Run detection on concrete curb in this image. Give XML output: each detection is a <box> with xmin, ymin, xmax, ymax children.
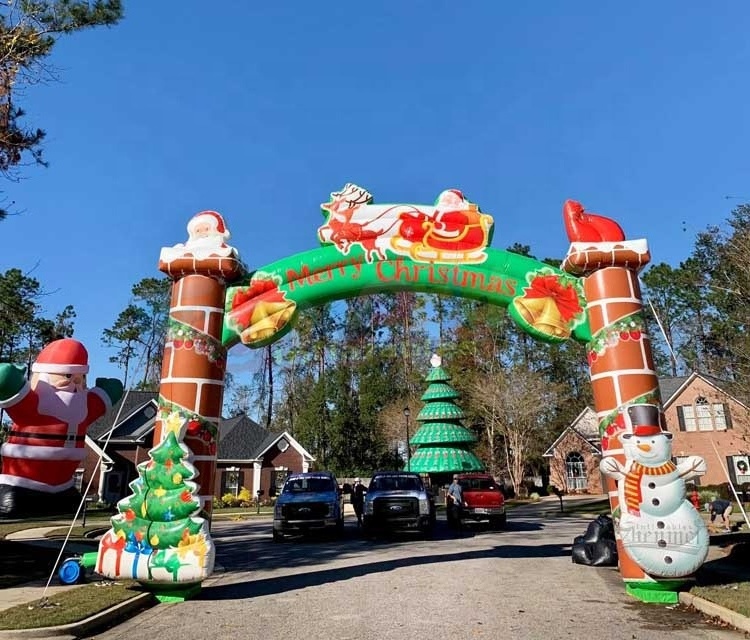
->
<box><xmin>0</xmin><ymin>592</ymin><xmax>156</xmax><ymax>640</ymax></box>
<box><xmin>679</xmin><ymin>592</ymin><xmax>750</xmax><ymax>634</ymax></box>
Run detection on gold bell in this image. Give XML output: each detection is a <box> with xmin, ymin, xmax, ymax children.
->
<box><xmin>242</xmin><ymin>300</ymin><xmax>297</xmax><ymax>344</ymax></box>
<box><xmin>513</xmin><ymin>296</ymin><xmax>570</xmax><ymax>338</ymax></box>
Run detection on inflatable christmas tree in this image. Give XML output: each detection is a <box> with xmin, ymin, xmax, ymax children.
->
<box><xmin>95</xmin><ymin>412</ymin><xmax>215</xmax><ymax>598</ymax></box>
<box><xmin>408</xmin><ymin>355</ymin><xmax>484</xmax><ymax>474</ymax></box>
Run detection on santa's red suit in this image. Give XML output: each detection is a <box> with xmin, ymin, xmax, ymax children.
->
<box><xmin>0</xmin><ymin>339</ymin><xmax>120</xmax><ymax>494</ymax></box>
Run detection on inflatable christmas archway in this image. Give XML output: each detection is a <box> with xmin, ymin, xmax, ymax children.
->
<box><xmin>93</xmin><ymin>186</ymin><xmax>708</xmax><ymax>604</ymax></box>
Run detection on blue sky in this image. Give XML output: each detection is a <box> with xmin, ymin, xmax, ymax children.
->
<box><xmin>2</xmin><ymin>1</ymin><xmax>750</xmax><ymax>385</ymax></box>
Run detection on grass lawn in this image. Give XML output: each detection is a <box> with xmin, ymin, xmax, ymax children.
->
<box><xmin>689</xmin><ymin>582</ymin><xmax>750</xmax><ymax>618</ymax></box>
<box><xmin>689</xmin><ymin>542</ymin><xmax>750</xmax><ymax>619</ymax></box>
<box><xmin>0</xmin><ymin>581</ymin><xmax>152</xmax><ymax>630</ymax></box>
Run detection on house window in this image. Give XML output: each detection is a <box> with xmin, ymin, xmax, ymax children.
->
<box><xmin>677</xmin><ymin>400</ymin><xmax>730</xmax><ymax>432</ymax></box>
<box><xmin>225</xmin><ymin>467</ymin><xmax>240</xmax><ymax>496</ymax></box>
<box><xmin>565</xmin><ymin>452</ymin><xmax>587</xmax><ymax>491</ymax></box>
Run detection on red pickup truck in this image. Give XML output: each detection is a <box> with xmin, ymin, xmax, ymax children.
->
<box><xmin>449</xmin><ymin>473</ymin><xmax>506</xmax><ymax>529</ymax></box>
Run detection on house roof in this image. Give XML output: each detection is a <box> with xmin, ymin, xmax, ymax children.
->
<box><xmin>660</xmin><ymin>372</ymin><xmax>750</xmax><ymax>411</ymax></box>
<box><xmin>658</xmin><ymin>376</ymin><xmax>691</xmax><ymax>403</ymax></box>
<box><xmin>254</xmin><ymin>430</ymin><xmax>315</xmax><ymax>462</ymax></box>
<box><xmin>217</xmin><ymin>414</ymin><xmax>277</xmax><ymax>459</ymax></box>
<box><xmin>86</xmin><ymin>389</ymin><xmax>308</xmax><ymax>461</ymax></box>
<box><xmin>543</xmin><ymin>409</ymin><xmax>602</xmax><ymax>457</ymax></box>
<box><xmin>570</xmin><ymin>407</ymin><xmax>599</xmax><ymax>439</ymax></box>
<box><xmin>88</xmin><ymin>390</ymin><xmax>159</xmax><ymax>440</ymax></box>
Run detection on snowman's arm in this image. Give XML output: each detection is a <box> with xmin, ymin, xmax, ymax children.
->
<box><xmin>677</xmin><ymin>455</ymin><xmax>707</xmax><ymax>480</ymax></box>
<box><xmin>600</xmin><ymin>457</ymin><xmax>625</xmax><ymax>481</ymax></box>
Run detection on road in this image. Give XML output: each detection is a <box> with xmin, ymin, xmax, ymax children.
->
<box><xmin>84</xmin><ymin>505</ymin><xmax>742</xmax><ymax>640</ymax></box>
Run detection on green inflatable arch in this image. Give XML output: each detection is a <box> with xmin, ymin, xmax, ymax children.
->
<box><xmin>223</xmin><ymin>184</ymin><xmax>590</xmax><ymax>349</ymax></box>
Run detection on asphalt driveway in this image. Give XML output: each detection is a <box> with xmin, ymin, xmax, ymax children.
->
<box><xmin>80</xmin><ymin>505</ymin><xmax>741</xmax><ymax>640</ymax></box>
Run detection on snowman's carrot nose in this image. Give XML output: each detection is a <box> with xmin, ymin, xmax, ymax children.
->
<box><xmin>637</xmin><ymin>443</ymin><xmax>652</xmax><ymax>452</ymax></box>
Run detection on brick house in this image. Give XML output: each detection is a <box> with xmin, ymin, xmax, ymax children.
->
<box><xmin>544</xmin><ymin>407</ymin><xmax>605</xmax><ymax>494</ymax></box>
<box><xmin>80</xmin><ymin>391</ymin><xmax>314</xmax><ymax>505</ymax></box>
<box><xmin>544</xmin><ymin>373</ymin><xmax>750</xmax><ymax>494</ymax></box>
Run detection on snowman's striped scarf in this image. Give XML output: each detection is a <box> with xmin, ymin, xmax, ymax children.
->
<box><xmin>623</xmin><ymin>461</ymin><xmax>677</xmax><ymax>516</ymax></box>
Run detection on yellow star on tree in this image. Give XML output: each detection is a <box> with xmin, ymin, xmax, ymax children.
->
<box><xmin>163</xmin><ymin>411</ymin><xmax>186</xmax><ymax>439</ymax></box>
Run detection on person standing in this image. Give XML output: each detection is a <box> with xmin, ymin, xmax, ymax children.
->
<box><xmin>447</xmin><ymin>474</ymin><xmax>464</xmax><ymax>529</ymax></box>
<box><xmin>351</xmin><ymin>477</ymin><xmax>366</xmax><ymax>527</ymax></box>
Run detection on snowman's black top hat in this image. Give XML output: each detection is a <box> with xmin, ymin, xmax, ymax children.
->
<box><xmin>626</xmin><ymin>404</ymin><xmax>665</xmax><ymax>437</ymax></box>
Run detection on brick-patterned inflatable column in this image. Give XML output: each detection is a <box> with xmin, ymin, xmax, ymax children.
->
<box><xmin>564</xmin><ymin>241</ymin><xmax>661</xmax><ymax>589</ymax></box>
<box><xmin>157</xmin><ymin>213</ymin><xmax>245</xmax><ymax>519</ymax></box>
<box><xmin>93</xmin><ymin>212</ymin><xmax>243</xmax><ymax>595</ymax></box>
<box><xmin>565</xmin><ymin>236</ymin><xmax>709</xmax><ymax>603</ymax></box>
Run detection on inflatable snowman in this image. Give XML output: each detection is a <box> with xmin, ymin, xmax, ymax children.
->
<box><xmin>600</xmin><ymin>404</ymin><xmax>709</xmax><ymax>578</ymax></box>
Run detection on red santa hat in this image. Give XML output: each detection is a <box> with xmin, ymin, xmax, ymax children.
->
<box><xmin>436</xmin><ymin>189</ymin><xmax>466</xmax><ymax>209</ymax></box>
<box><xmin>187</xmin><ymin>211</ymin><xmax>229</xmax><ymax>238</ymax></box>
<box><xmin>32</xmin><ymin>338</ymin><xmax>89</xmax><ymax>375</ymax></box>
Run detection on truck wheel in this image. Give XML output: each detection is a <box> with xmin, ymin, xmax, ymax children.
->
<box><xmin>272</xmin><ymin>529</ymin><xmax>284</xmax><ymax>543</ymax></box>
<box><xmin>335</xmin><ymin>516</ymin><xmax>345</xmax><ymax>537</ymax></box>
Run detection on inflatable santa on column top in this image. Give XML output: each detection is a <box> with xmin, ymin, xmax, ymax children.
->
<box><xmin>0</xmin><ymin>338</ymin><xmax>123</xmax><ymax>517</ymax></box>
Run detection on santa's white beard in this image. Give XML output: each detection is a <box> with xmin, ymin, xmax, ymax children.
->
<box><xmin>35</xmin><ymin>379</ymin><xmax>88</xmax><ymax>426</ymax></box>
<box><xmin>187</xmin><ymin>234</ymin><xmax>225</xmax><ymax>249</ymax></box>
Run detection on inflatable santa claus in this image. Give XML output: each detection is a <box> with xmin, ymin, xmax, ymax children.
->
<box><xmin>0</xmin><ymin>338</ymin><xmax>123</xmax><ymax>517</ymax></box>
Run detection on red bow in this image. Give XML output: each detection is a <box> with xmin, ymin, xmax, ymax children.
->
<box><xmin>524</xmin><ymin>275</ymin><xmax>582</xmax><ymax>322</ymax></box>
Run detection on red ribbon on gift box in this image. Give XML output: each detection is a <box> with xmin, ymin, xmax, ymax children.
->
<box><xmin>97</xmin><ymin>531</ymin><xmax>126</xmax><ymax>575</ymax></box>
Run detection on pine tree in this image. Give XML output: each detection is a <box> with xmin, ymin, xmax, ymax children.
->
<box><xmin>409</xmin><ymin>354</ymin><xmax>483</xmax><ymax>476</ymax></box>
<box><xmin>0</xmin><ymin>1</ymin><xmax>123</xmax><ymax>217</ymax></box>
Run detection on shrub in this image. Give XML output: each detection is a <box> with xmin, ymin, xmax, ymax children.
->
<box><xmin>529</xmin><ymin>492</ymin><xmax>541</xmax><ymax>502</ymax></box>
<box><xmin>697</xmin><ymin>484</ymin><xmax>735</xmax><ymax>501</ymax></box>
<box><xmin>698</xmin><ymin>489</ymin><xmax>719</xmax><ymax>506</ymax></box>
<box><xmin>237</xmin><ymin>487</ymin><xmax>253</xmax><ymax>503</ymax></box>
<box><xmin>221</xmin><ymin>492</ymin><xmax>241</xmax><ymax>508</ymax></box>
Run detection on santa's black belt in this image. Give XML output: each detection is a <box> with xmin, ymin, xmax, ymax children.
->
<box><xmin>8</xmin><ymin>430</ymin><xmax>84</xmax><ymax>442</ymax></box>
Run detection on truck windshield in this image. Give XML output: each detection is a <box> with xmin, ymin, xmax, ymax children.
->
<box><xmin>283</xmin><ymin>478</ymin><xmax>335</xmax><ymax>493</ymax></box>
<box><xmin>369</xmin><ymin>476</ymin><xmax>423</xmax><ymax>492</ymax></box>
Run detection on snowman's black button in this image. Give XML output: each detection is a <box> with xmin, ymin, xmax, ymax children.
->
<box><xmin>648</xmin><ymin>482</ymin><xmax>656</xmax><ymax>489</ymax></box>
<box><xmin>652</xmin><ymin>498</ymin><xmax>660</xmax><ymax>506</ymax></box>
